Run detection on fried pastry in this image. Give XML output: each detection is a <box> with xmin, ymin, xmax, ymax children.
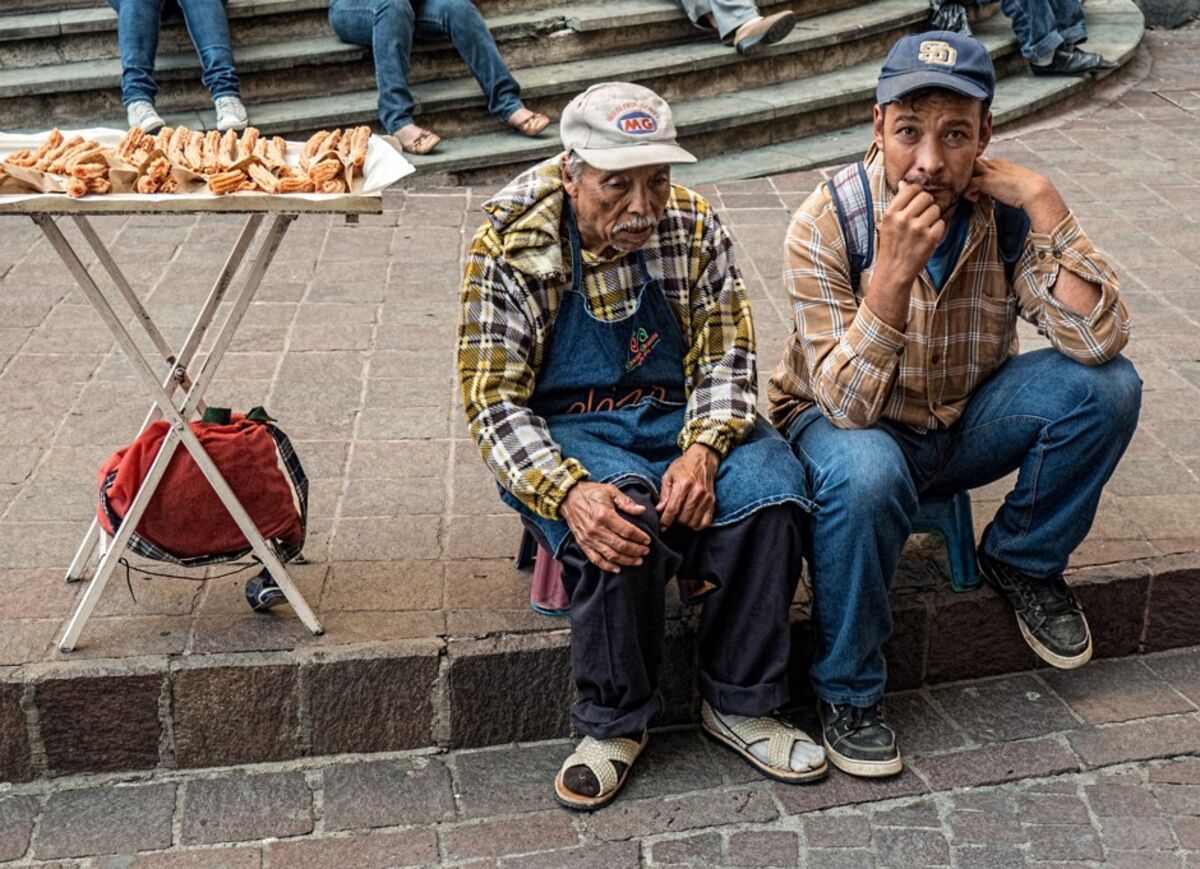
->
<box><xmin>69</xmin><ymin>162</ymin><xmax>108</xmax><ymax>181</ymax></box>
<box><xmin>35</xmin><ymin>135</ymin><xmax>82</xmax><ymax>172</ymax></box>
<box><xmin>86</xmin><ymin>177</ymin><xmax>111</xmax><ymax>195</ymax></box>
<box><xmin>136</xmin><ymin>175</ymin><xmax>159</xmax><ymax>194</ymax></box>
<box><xmin>207</xmin><ymin>169</ymin><xmax>246</xmax><ymax>195</ymax></box>
<box><xmin>65</xmin><ymin>177</ymin><xmax>88</xmax><ymax>198</ymax></box>
<box><xmin>307</xmin><ymin>158</ymin><xmax>341</xmax><ymax>185</ymax></box>
<box><xmin>246</xmin><ymin>162</ymin><xmax>279</xmax><ymax>193</ymax></box>
<box><xmin>348</xmin><ymin>125</ymin><xmax>370</xmax><ymax>168</ymax></box>
<box><xmin>319</xmin><ymin>179</ymin><xmax>347</xmax><ymax>194</ymax></box>
<box><xmin>202</xmin><ymin>130</ymin><xmax>221</xmax><ymax>174</ymax></box>
<box><xmin>184</xmin><ymin>130</ymin><xmax>204</xmax><ymax>172</ymax></box>
<box><xmin>239</xmin><ymin>127</ymin><xmax>260</xmax><ymax>162</ymax></box>
<box><xmin>167</xmin><ymin>126</ymin><xmax>189</xmax><ymax>167</ymax></box>
<box><xmin>218</xmin><ymin>129</ymin><xmax>238</xmax><ymax>169</ymax></box>
<box><xmin>4</xmin><ymin>149</ymin><xmax>34</xmax><ymax>168</ymax></box>
<box><xmin>277</xmin><ymin>176</ymin><xmax>315</xmax><ymax>193</ymax></box>
<box><xmin>147</xmin><ymin>156</ymin><xmax>171</xmax><ymax>182</ymax></box>
<box><xmin>30</xmin><ymin>129</ymin><xmax>63</xmax><ymax>164</ymax></box>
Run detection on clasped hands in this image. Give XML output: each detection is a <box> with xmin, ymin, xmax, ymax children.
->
<box><xmin>559</xmin><ymin>443</ymin><xmax>719</xmax><ymax>572</ymax></box>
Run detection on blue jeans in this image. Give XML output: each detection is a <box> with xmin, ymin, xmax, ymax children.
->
<box><xmin>999</xmin><ymin>0</ymin><xmax>1088</xmax><ymax>62</ymax></box>
<box><xmin>328</xmin><ymin>0</ymin><xmax>523</xmax><ymax>133</ymax></box>
<box><xmin>106</xmin><ymin>0</ymin><xmax>241</xmax><ymax>106</ymax></box>
<box><xmin>787</xmin><ymin>350</ymin><xmax>1142</xmax><ymax>707</ymax></box>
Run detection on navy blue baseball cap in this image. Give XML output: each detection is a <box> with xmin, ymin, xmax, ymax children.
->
<box><xmin>876</xmin><ymin>30</ymin><xmax>995</xmax><ymax>107</ymax></box>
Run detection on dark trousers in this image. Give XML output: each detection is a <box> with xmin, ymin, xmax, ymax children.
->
<box><xmin>555</xmin><ymin>483</ymin><xmax>805</xmax><ymax>740</ymax></box>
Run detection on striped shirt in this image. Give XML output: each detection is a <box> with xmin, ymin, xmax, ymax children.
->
<box><xmin>768</xmin><ymin>150</ymin><xmax>1130</xmax><ymax>433</ymax></box>
<box><xmin>458</xmin><ymin>157</ymin><xmax>757</xmax><ymax>520</ymax></box>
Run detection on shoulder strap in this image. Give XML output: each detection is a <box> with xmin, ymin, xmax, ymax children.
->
<box><xmin>826</xmin><ymin>161</ymin><xmax>874</xmax><ymax>294</ymax></box>
<box><xmin>993</xmin><ymin>200</ymin><xmax>1030</xmax><ymax>284</ymax></box>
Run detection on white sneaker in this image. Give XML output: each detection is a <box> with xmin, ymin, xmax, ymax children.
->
<box><xmin>126</xmin><ymin>100</ymin><xmax>165</xmax><ymax>133</ymax></box>
<box><xmin>214</xmin><ymin>95</ymin><xmax>248</xmax><ymax>132</ymax></box>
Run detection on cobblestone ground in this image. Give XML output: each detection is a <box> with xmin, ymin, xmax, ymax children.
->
<box><xmin>1</xmin><ymin>645</ymin><xmax>1200</xmax><ymax>866</ymax></box>
<box><xmin>0</xmin><ymin>32</ymin><xmax>1197</xmax><ymax>662</ymax></box>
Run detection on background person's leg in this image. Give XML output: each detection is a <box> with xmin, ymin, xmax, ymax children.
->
<box><xmin>929</xmin><ymin>349</ymin><xmax>1142</xmax><ymax>578</ymax></box>
<box><xmin>329</xmin><ymin>0</ymin><xmax>417</xmax><ymax>133</ymax></box>
<box><xmin>558</xmin><ymin>483</ymin><xmax>682</xmax><ymax>741</ymax></box>
<box><xmin>700</xmin><ymin>0</ymin><xmax>763</xmax><ymax>41</ymax></box>
<box><xmin>1050</xmin><ymin>0</ymin><xmax>1089</xmax><ymax>46</ymax></box>
<box><xmin>176</xmin><ymin>0</ymin><xmax>241</xmax><ymax>99</ymax></box>
<box><xmin>999</xmin><ymin>0</ymin><xmax>1066</xmax><ymax>62</ymax></box>
<box><xmin>108</xmin><ymin>0</ymin><xmax>167</xmax><ymax>106</ymax></box>
<box><xmin>415</xmin><ymin>0</ymin><xmax>523</xmax><ymax>123</ymax></box>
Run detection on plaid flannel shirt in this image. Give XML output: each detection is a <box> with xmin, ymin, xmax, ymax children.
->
<box><xmin>458</xmin><ymin>157</ymin><xmax>757</xmax><ymax>520</ymax></box>
<box><xmin>768</xmin><ymin>151</ymin><xmax>1130</xmax><ymax>433</ymax></box>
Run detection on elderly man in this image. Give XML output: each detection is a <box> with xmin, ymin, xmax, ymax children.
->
<box><xmin>458</xmin><ymin>82</ymin><xmax>825</xmax><ymax>809</ymax></box>
<box><xmin>769</xmin><ymin>32</ymin><xmax>1140</xmax><ymax>778</ymax></box>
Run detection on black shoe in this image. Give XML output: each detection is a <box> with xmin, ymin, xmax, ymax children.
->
<box><xmin>244</xmin><ymin>570</ymin><xmax>286</xmax><ymax>612</ymax></box>
<box><xmin>978</xmin><ymin>548</ymin><xmax>1092</xmax><ymax>669</ymax></box>
<box><xmin>817</xmin><ymin>700</ymin><xmax>903</xmax><ymax>778</ymax></box>
<box><xmin>1030</xmin><ymin>46</ymin><xmax>1117</xmax><ymax>76</ymax></box>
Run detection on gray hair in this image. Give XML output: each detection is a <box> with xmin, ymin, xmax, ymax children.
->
<box><xmin>564</xmin><ymin>150</ymin><xmax>588</xmax><ymax>181</ymax></box>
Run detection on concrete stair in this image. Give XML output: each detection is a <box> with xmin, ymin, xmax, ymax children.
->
<box><xmin>0</xmin><ymin>0</ymin><xmax>1145</xmax><ymax>185</ymax></box>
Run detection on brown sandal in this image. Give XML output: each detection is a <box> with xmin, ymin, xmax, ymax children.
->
<box><xmin>393</xmin><ymin>126</ymin><xmax>441</xmax><ymax>155</ymax></box>
<box><xmin>507</xmin><ymin>110</ymin><xmax>549</xmax><ymax>138</ymax></box>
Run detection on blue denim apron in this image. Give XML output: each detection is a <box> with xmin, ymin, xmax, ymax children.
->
<box><xmin>500</xmin><ymin>201</ymin><xmax>811</xmax><ymax>557</ymax></box>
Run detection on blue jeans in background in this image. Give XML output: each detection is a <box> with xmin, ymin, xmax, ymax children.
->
<box><xmin>787</xmin><ymin>349</ymin><xmax>1142</xmax><ymax>708</ymax></box>
<box><xmin>106</xmin><ymin>0</ymin><xmax>241</xmax><ymax>107</ymax></box>
<box><xmin>999</xmin><ymin>0</ymin><xmax>1088</xmax><ymax>62</ymax></box>
<box><xmin>328</xmin><ymin>0</ymin><xmax>523</xmax><ymax>134</ymax></box>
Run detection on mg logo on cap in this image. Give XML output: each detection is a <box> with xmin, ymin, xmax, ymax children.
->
<box><xmin>616</xmin><ymin>110</ymin><xmax>658</xmax><ymax>135</ymax></box>
<box><xmin>918</xmin><ymin>40</ymin><xmax>957</xmax><ymax>66</ymax></box>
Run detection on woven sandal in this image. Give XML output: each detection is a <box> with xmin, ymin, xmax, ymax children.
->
<box><xmin>553</xmin><ymin>732</ymin><xmax>648</xmax><ymax>811</ymax></box>
<box><xmin>701</xmin><ymin>700</ymin><xmax>828</xmax><ymax>784</ymax></box>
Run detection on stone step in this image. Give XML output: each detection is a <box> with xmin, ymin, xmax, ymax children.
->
<box><xmin>2</xmin><ymin>550</ymin><xmax>1195</xmax><ymax>784</ymax></box>
<box><xmin>0</xmin><ymin>0</ymin><xmax>876</xmax><ymax>128</ymax></box>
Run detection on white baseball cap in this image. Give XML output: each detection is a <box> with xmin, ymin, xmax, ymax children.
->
<box><xmin>559</xmin><ymin>82</ymin><xmax>696</xmax><ymax>171</ymax></box>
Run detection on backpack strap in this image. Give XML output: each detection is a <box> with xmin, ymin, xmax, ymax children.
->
<box><xmin>826</xmin><ymin>161</ymin><xmax>874</xmax><ymax>295</ymax></box>
<box><xmin>993</xmin><ymin>200</ymin><xmax>1030</xmax><ymax>285</ymax></box>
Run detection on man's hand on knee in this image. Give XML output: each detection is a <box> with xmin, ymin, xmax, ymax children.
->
<box><xmin>656</xmin><ymin>444</ymin><xmax>718</xmax><ymax>531</ymax></box>
<box><xmin>560</xmin><ymin>482</ymin><xmax>652</xmax><ymax>573</ymax></box>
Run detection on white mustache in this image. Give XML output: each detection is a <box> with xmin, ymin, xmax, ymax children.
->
<box><xmin>613</xmin><ymin>217</ymin><xmax>655</xmax><ymax>234</ymax></box>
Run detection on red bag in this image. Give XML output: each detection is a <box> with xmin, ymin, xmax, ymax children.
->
<box><xmin>97</xmin><ymin>407</ymin><xmax>307</xmax><ymax>565</ymax></box>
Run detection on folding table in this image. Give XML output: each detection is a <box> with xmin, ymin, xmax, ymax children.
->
<box><xmin>0</xmin><ymin>193</ymin><xmax>382</xmax><ymax>652</ymax></box>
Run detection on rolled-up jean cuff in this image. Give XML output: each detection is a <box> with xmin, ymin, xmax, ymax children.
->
<box><xmin>700</xmin><ymin>672</ymin><xmax>789</xmax><ymax>718</ymax></box>
<box><xmin>1027</xmin><ymin>30</ymin><xmax>1065</xmax><ymax>62</ymax></box>
<box><xmin>1060</xmin><ymin>23</ymin><xmax>1087</xmax><ymax>46</ymax></box>
<box><xmin>813</xmin><ymin>687</ymin><xmax>885</xmax><ymax>708</ymax></box>
<box><xmin>571</xmin><ymin>692</ymin><xmax>662</xmax><ymax>740</ymax></box>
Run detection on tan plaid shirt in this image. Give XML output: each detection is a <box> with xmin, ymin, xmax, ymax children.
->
<box><xmin>768</xmin><ymin>151</ymin><xmax>1130</xmax><ymax>433</ymax></box>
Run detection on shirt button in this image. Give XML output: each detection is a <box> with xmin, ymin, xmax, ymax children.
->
<box><xmin>931</xmin><ymin>353</ymin><xmax>941</xmax><ymax>365</ymax></box>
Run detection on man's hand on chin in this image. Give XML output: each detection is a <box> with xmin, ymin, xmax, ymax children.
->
<box><xmin>965</xmin><ymin>157</ymin><xmax>1069</xmax><ymax>233</ymax></box>
<box><xmin>560</xmin><ymin>481</ymin><xmax>651</xmax><ymax>573</ymax></box>
<box><xmin>656</xmin><ymin>444</ymin><xmax>720</xmax><ymax>531</ymax></box>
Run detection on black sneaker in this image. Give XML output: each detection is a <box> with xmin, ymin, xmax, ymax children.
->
<box><xmin>817</xmin><ymin>700</ymin><xmax>903</xmax><ymax>778</ymax></box>
<box><xmin>978</xmin><ymin>549</ymin><xmax>1092</xmax><ymax>669</ymax></box>
<box><xmin>244</xmin><ymin>571</ymin><xmax>286</xmax><ymax>612</ymax></box>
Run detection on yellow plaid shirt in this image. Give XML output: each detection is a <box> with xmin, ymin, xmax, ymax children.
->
<box><xmin>458</xmin><ymin>158</ymin><xmax>757</xmax><ymax>520</ymax></box>
<box><xmin>768</xmin><ymin>151</ymin><xmax>1130</xmax><ymax>433</ymax></box>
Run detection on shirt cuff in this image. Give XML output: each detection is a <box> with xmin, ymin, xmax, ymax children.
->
<box><xmin>534</xmin><ymin>458</ymin><xmax>589</xmax><ymax>521</ymax></box>
<box><xmin>846</xmin><ymin>299</ymin><xmax>906</xmax><ymax>363</ymax></box>
<box><xmin>679</xmin><ymin>421</ymin><xmax>740</xmax><ymax>459</ymax></box>
<box><xmin>1028</xmin><ymin>210</ymin><xmax>1114</xmax><ymax>325</ymax></box>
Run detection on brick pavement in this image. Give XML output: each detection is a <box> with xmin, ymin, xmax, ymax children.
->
<box><xmin>0</xmin><ymin>645</ymin><xmax>1199</xmax><ymax>866</ymax></box>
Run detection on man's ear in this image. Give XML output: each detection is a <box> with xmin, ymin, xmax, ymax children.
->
<box><xmin>976</xmin><ymin>110</ymin><xmax>994</xmax><ymax>156</ymax></box>
<box><xmin>872</xmin><ymin>103</ymin><xmax>886</xmax><ymax>151</ymax></box>
<box><xmin>560</xmin><ymin>153</ymin><xmax>578</xmax><ymax>199</ymax></box>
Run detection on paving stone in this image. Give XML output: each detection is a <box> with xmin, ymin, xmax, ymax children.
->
<box><xmin>1145</xmin><ymin>556</ymin><xmax>1200</xmax><ymax>651</ymax></box>
<box><xmin>1026</xmin><ymin>823</ymin><xmax>1104</xmax><ymax>862</ymax></box>
<box><xmin>1151</xmin><ymin>758</ymin><xmax>1200</xmax><ymax>785</ymax></box>
<box><xmin>266</xmin><ymin>830</ymin><xmax>438</xmax><ymax>869</ymax></box>
<box><xmin>308</xmin><ymin>651</ymin><xmax>438</xmax><ymax>755</ymax></box>
<box><xmin>802</xmin><ymin>813</ymin><xmax>871</xmax><ymax>847</ymax></box>
<box><xmin>953</xmin><ymin>845</ymin><xmax>1026</xmax><ymax>869</ymax></box>
<box><xmin>94</xmin><ymin>847</ymin><xmax>264</xmax><ymax>868</ymax></box>
<box><xmin>1097</xmin><ymin>815</ymin><xmax>1175</xmax><ymax>849</ymax></box>
<box><xmin>444</xmin><ymin>812</ymin><xmax>579</xmax><ymax>861</ymax></box>
<box><xmin>618</xmin><ymin>729</ymin><xmax>725</xmax><ymax>802</ymax></box>
<box><xmin>35</xmin><ymin>783</ymin><xmax>175</xmax><ymax>859</ymax></box>
<box><xmin>1085</xmin><ymin>782</ymin><xmax>1163</xmax><ymax>817</ymax></box>
<box><xmin>774</xmin><ymin>768</ymin><xmax>928</xmax><ymax>815</ymax></box>
<box><xmin>925</xmin><ymin>592</ymin><xmax>1039</xmax><ymax>683</ymax></box>
<box><xmin>0</xmin><ymin>795</ymin><xmax>37</xmax><ymax>862</ymax></box>
<box><xmin>873</xmin><ymin>827</ymin><xmax>950</xmax><ymax>867</ymax></box>
<box><xmin>928</xmin><ymin>674</ymin><xmax>1078</xmax><ymax>743</ymax></box>
<box><xmin>914</xmin><ymin>738</ymin><xmax>1079</xmax><ymax>791</ymax></box>
<box><xmin>1069</xmin><ymin>714</ymin><xmax>1200</xmax><ymax>769</ymax></box>
<box><xmin>1172</xmin><ymin>815</ymin><xmax>1200</xmax><ymax>849</ymax></box>
<box><xmin>805</xmin><ymin>849</ymin><xmax>876</xmax><ymax>869</ymax></box>
<box><xmin>947</xmin><ymin>804</ymin><xmax>1025</xmax><ymax>845</ymax></box>
<box><xmin>1152</xmin><ymin>783</ymin><xmax>1200</xmax><ymax>815</ymax></box>
<box><xmin>1146</xmin><ymin>649</ymin><xmax>1200</xmax><ymax>706</ymax></box>
<box><xmin>884</xmin><ymin>691</ymin><xmax>966</xmax><ymax>756</ymax></box>
<box><xmin>1106</xmin><ymin>852</ymin><xmax>1185</xmax><ymax>869</ymax></box>
<box><xmin>498</xmin><ymin>841</ymin><xmax>641</xmax><ymax>869</ymax></box>
<box><xmin>649</xmin><ymin>832</ymin><xmax>723</xmax><ymax>866</ymax></box>
<box><xmin>452</xmin><ymin>743</ymin><xmax>566</xmax><ymax>820</ymax></box>
<box><xmin>0</xmin><ymin>681</ymin><xmax>31</xmax><ymax>782</ymax></box>
<box><xmin>872</xmin><ymin>798</ymin><xmax>941</xmax><ymax>828</ymax></box>
<box><xmin>36</xmin><ymin>673</ymin><xmax>162</xmax><ymax>774</ymax></box>
<box><xmin>322</xmin><ymin>757</ymin><xmax>455</xmax><ymax>831</ymax></box>
<box><xmin>727</xmin><ymin>830</ymin><xmax>798</xmax><ymax>866</ymax></box>
<box><xmin>584</xmin><ymin>786</ymin><xmax>778</xmax><ymax>841</ymax></box>
<box><xmin>172</xmin><ymin>664</ymin><xmax>300</xmax><ymax>768</ymax></box>
<box><xmin>1043</xmin><ymin>658</ymin><xmax>1195</xmax><ymax>725</ymax></box>
<box><xmin>447</xmin><ymin>634</ymin><xmax>573</xmax><ymax>748</ymax></box>
<box><xmin>180</xmin><ymin>772</ymin><xmax>313</xmax><ymax>845</ymax></box>
<box><xmin>1016</xmin><ymin>791</ymin><xmax>1092</xmax><ymax>825</ymax></box>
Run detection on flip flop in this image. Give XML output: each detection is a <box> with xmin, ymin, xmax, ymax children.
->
<box><xmin>701</xmin><ymin>700</ymin><xmax>828</xmax><ymax>784</ymax></box>
<box><xmin>393</xmin><ymin>128</ymin><xmax>441</xmax><ymax>155</ymax></box>
<box><xmin>507</xmin><ymin>111</ymin><xmax>550</xmax><ymax>138</ymax></box>
<box><xmin>553</xmin><ymin>732</ymin><xmax>648</xmax><ymax>811</ymax></box>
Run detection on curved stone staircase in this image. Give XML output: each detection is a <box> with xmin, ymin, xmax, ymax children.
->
<box><xmin>1</xmin><ymin>0</ymin><xmax>1145</xmax><ymax>186</ymax></box>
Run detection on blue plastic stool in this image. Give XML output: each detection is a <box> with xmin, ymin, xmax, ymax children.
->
<box><xmin>912</xmin><ymin>491</ymin><xmax>980</xmax><ymax>592</ymax></box>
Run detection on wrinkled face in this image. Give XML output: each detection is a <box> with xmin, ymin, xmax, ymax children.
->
<box><xmin>561</xmin><ymin>157</ymin><xmax>671</xmax><ymax>255</ymax></box>
<box><xmin>872</xmin><ymin>90</ymin><xmax>993</xmax><ymax>214</ymax></box>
